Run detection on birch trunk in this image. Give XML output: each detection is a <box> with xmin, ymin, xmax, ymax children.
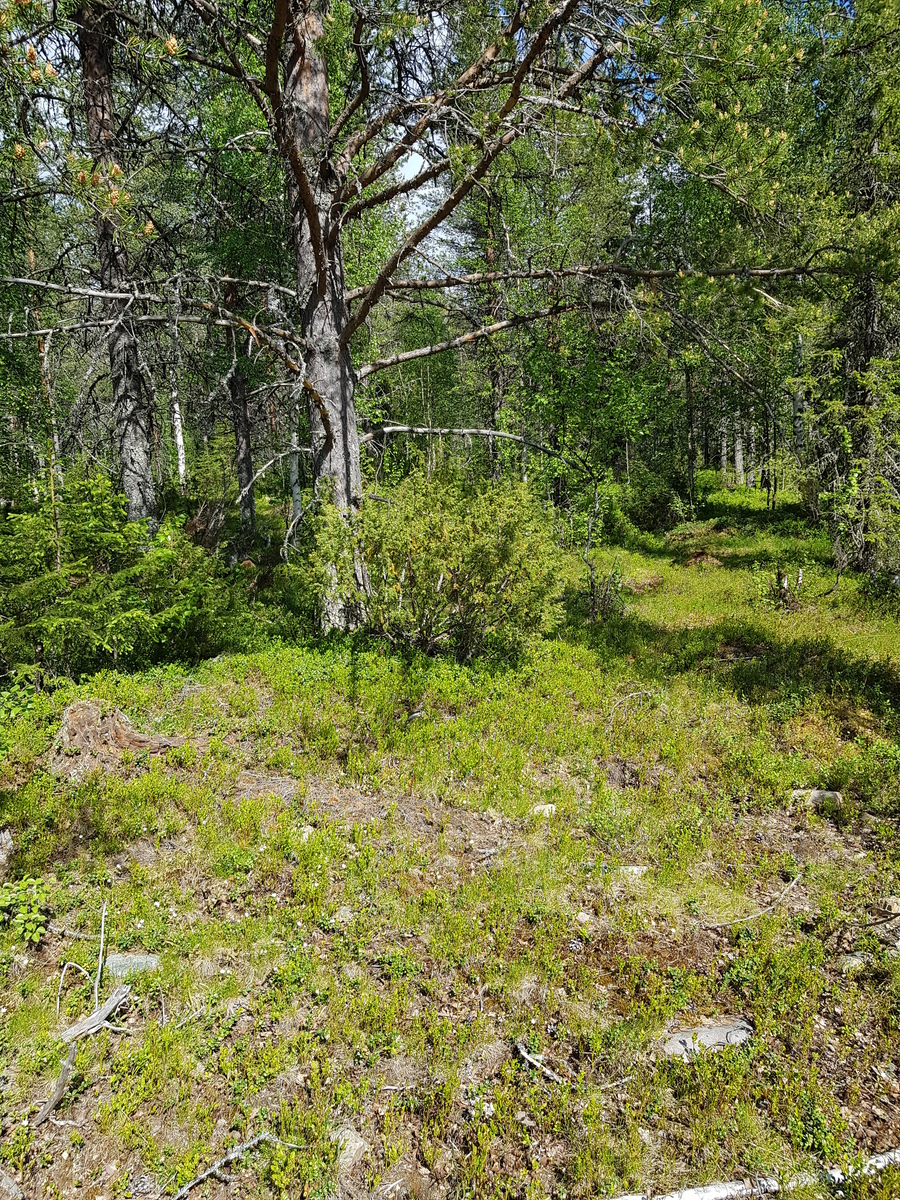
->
<box><xmin>734</xmin><ymin>421</ymin><xmax>744</xmax><ymax>485</ymax></box>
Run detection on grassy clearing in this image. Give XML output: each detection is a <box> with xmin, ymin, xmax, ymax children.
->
<box><xmin>1</xmin><ymin>487</ymin><xmax>899</xmax><ymax>1200</ymax></box>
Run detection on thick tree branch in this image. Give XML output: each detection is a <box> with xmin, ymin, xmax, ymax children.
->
<box><xmin>359</xmin><ymin>425</ymin><xmax>595</xmax><ymax>479</ymax></box>
<box><xmin>357</xmin><ymin>304</ymin><xmax>578</xmax><ymax>378</ymax></box>
<box><xmin>345</xmin><ymin>259</ymin><xmax>846</xmax><ymax>303</ymax></box>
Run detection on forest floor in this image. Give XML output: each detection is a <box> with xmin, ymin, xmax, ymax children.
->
<box><xmin>1</xmin><ymin>487</ymin><xmax>899</xmax><ymax>1200</ymax></box>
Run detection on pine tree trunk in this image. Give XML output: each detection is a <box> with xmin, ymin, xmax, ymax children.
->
<box><xmin>76</xmin><ymin>4</ymin><xmax>156</xmax><ymax>525</ymax></box>
<box><xmin>228</xmin><ymin>367</ymin><xmax>255</xmax><ymax>538</ymax></box>
<box><xmin>720</xmin><ymin>407</ymin><xmax>729</xmax><ymax>479</ymax></box>
<box><xmin>283</xmin><ymin>2</ymin><xmax>363</xmax><ymax>517</ymax></box>
<box><xmin>281</xmin><ymin>0</ymin><xmax>365</xmax><ymax>628</ymax></box>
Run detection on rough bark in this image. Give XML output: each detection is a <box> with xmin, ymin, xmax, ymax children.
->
<box><xmin>76</xmin><ymin>4</ymin><xmax>156</xmax><ymax>525</ymax></box>
<box><xmin>277</xmin><ymin>0</ymin><xmax>365</xmax><ymax>628</ymax></box>
<box><xmin>228</xmin><ymin>367</ymin><xmax>255</xmax><ymax>538</ymax></box>
<box><xmin>282</xmin><ymin>1</ymin><xmax>362</xmax><ymax>516</ymax></box>
<box><xmin>720</xmin><ymin>406</ymin><xmax>729</xmax><ymax>479</ymax></box>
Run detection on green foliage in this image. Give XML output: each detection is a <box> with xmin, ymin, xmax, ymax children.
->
<box><xmin>324</xmin><ymin>467</ymin><xmax>563</xmax><ymax>661</ymax></box>
<box><xmin>0</xmin><ymin>678</ymin><xmax>36</xmax><ymax>724</ymax></box>
<box><xmin>0</xmin><ymin>876</ymin><xmax>48</xmax><ymax>944</ymax></box>
<box><xmin>0</xmin><ymin>468</ymin><xmax>249</xmax><ymax>677</ymax></box>
<box><xmin>622</xmin><ymin>464</ymin><xmax>686</xmax><ymax>532</ymax></box>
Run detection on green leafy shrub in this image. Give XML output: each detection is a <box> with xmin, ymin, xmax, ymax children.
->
<box><xmin>0</xmin><ymin>678</ymin><xmax>36</xmax><ymax>724</ymax></box>
<box><xmin>322</xmin><ymin>467</ymin><xmax>562</xmax><ymax>660</ymax></box>
<box><xmin>0</xmin><ymin>876</ymin><xmax>48</xmax><ymax>944</ymax></box>
<box><xmin>622</xmin><ymin>463</ymin><xmax>685</xmax><ymax>531</ymax></box>
<box><xmin>0</xmin><ymin>468</ymin><xmax>249</xmax><ymax>677</ymax></box>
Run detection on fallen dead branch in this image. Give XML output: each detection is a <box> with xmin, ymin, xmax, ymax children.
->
<box><xmin>171</xmin><ymin>1133</ymin><xmax>305</xmax><ymax>1200</ymax></box>
<box><xmin>515</xmin><ymin>1041</ymin><xmax>568</xmax><ymax>1085</ymax></box>
<box><xmin>56</xmin><ymin>962</ymin><xmax>92</xmax><ymax>1017</ymax></box>
<box><xmin>61</xmin><ymin>984</ymin><xmax>130</xmax><ymax>1042</ymax></box>
<box><xmin>703</xmin><ymin>874</ymin><xmax>802</xmax><ymax>930</ymax></box>
<box><xmin>606</xmin><ymin>1145</ymin><xmax>900</xmax><ymax>1200</ymax></box>
<box><xmin>94</xmin><ymin>902</ymin><xmax>107</xmax><ymax>1007</ymax></box>
<box><xmin>33</xmin><ymin>1043</ymin><xmax>76</xmax><ymax>1127</ymax></box>
<box><xmin>48</xmin><ymin>922</ymin><xmax>99</xmax><ymax>941</ymax></box>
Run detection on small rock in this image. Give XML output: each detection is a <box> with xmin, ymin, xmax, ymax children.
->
<box><xmin>619</xmin><ymin>865</ymin><xmax>648</xmax><ymax>879</ymax></box>
<box><xmin>576</xmin><ymin>910</ymin><xmax>592</xmax><ymax>925</ymax></box>
<box><xmin>660</xmin><ymin>1017</ymin><xmax>753</xmax><ymax>1059</ymax></box>
<box><xmin>332</xmin><ymin>1128</ymin><xmax>369</xmax><ymax>1176</ymax></box>
<box><xmin>104</xmin><ymin>953</ymin><xmax>160</xmax><ymax>979</ymax></box>
<box><xmin>880</xmin><ymin>897</ymin><xmax>900</xmax><ymax>915</ymax></box>
<box><xmin>334</xmin><ymin>906</ymin><xmax>354</xmax><ymax>926</ymax></box>
<box><xmin>0</xmin><ymin>1169</ymin><xmax>23</xmax><ymax>1200</ymax></box>
<box><xmin>298</xmin><ymin>825</ymin><xmax>315</xmax><ymax>844</ymax></box>
<box><xmin>790</xmin><ymin>788</ymin><xmax>844</xmax><ymax>811</ymax></box>
<box><xmin>837</xmin><ymin>953</ymin><xmax>870</xmax><ymax>975</ymax></box>
<box><xmin>531</xmin><ymin>803</ymin><xmax>556</xmax><ymax>818</ymax></box>
<box><xmin>0</xmin><ymin>831</ymin><xmax>13</xmax><ymax>880</ymax></box>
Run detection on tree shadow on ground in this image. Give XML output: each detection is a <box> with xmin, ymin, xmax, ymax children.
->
<box><xmin>574</xmin><ymin>612</ymin><xmax>900</xmax><ymax>732</ymax></box>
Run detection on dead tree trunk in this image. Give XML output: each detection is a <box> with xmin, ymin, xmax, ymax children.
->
<box><xmin>76</xmin><ymin>4</ymin><xmax>156</xmax><ymax>525</ymax></box>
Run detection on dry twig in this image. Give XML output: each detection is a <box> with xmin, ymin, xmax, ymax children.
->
<box><xmin>704</xmin><ymin>874</ymin><xmax>802</xmax><ymax>930</ymax></box>
<box><xmin>515</xmin><ymin>1041</ymin><xmax>568</xmax><ymax>1085</ymax></box>
<box><xmin>33</xmin><ymin>1043</ymin><xmax>77</xmax><ymax>1127</ymax></box>
<box><xmin>171</xmin><ymin>1133</ymin><xmax>304</xmax><ymax>1200</ymax></box>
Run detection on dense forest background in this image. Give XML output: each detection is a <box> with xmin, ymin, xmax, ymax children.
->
<box><xmin>1</xmin><ymin>0</ymin><xmax>899</xmax><ymax>678</ymax></box>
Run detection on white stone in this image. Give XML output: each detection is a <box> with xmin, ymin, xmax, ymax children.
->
<box><xmin>531</xmin><ymin>803</ymin><xmax>556</xmax><ymax>818</ymax></box>
<box><xmin>105</xmin><ymin>953</ymin><xmax>160</xmax><ymax>979</ymax></box>
<box><xmin>660</xmin><ymin>1018</ymin><xmax>753</xmax><ymax>1059</ymax></box>
<box><xmin>332</xmin><ymin>1128</ymin><xmax>369</xmax><ymax>1176</ymax></box>
<box><xmin>790</xmin><ymin>788</ymin><xmax>844</xmax><ymax>810</ymax></box>
<box><xmin>837</xmin><ymin>954</ymin><xmax>869</xmax><ymax>975</ymax></box>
